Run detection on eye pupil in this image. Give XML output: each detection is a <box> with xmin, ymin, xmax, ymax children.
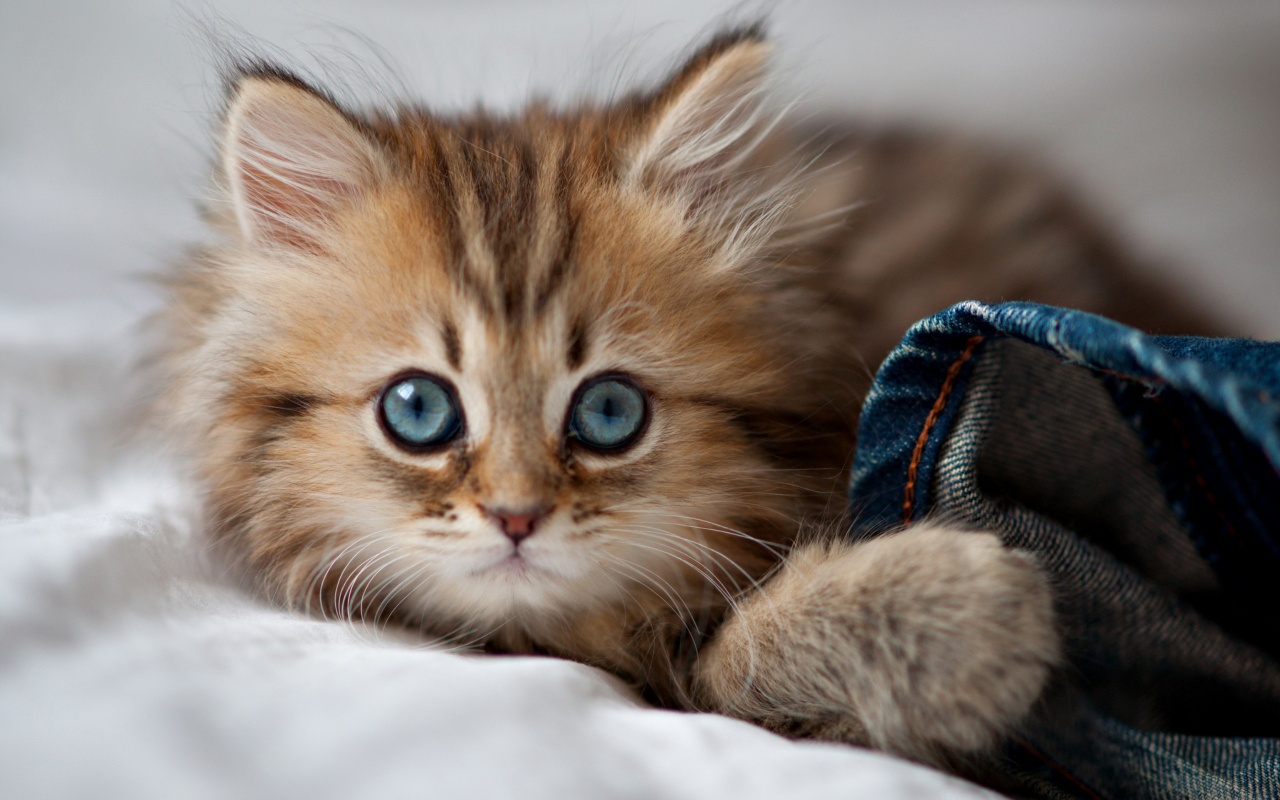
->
<box><xmin>569</xmin><ymin>378</ymin><xmax>647</xmax><ymax>451</ymax></box>
<box><xmin>379</xmin><ymin>375</ymin><xmax>462</xmax><ymax>449</ymax></box>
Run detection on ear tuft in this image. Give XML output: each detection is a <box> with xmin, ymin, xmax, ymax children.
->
<box><xmin>221</xmin><ymin>72</ymin><xmax>386</xmax><ymax>250</ymax></box>
<box><xmin>628</xmin><ymin>27</ymin><xmax>773</xmax><ymax>208</ymax></box>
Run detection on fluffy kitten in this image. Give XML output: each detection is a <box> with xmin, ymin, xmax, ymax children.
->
<box><xmin>159</xmin><ymin>27</ymin><xmax>1209</xmax><ymax>771</ymax></box>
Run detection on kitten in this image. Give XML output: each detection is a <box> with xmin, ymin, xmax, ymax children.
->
<box><xmin>158</xmin><ymin>26</ymin><xmax>1211</xmax><ymax>771</ymax></box>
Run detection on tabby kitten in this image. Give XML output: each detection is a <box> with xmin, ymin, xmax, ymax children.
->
<box><xmin>161</xmin><ymin>27</ymin><xmax>1201</xmax><ymax>770</ymax></box>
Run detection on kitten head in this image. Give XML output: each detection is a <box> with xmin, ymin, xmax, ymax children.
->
<box><xmin>164</xmin><ymin>27</ymin><xmax>856</xmax><ymax>655</ymax></box>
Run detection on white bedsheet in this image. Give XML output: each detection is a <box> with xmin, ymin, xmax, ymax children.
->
<box><xmin>0</xmin><ymin>302</ymin><xmax>994</xmax><ymax>798</ymax></box>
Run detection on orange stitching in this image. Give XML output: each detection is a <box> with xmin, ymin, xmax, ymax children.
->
<box><xmin>902</xmin><ymin>335</ymin><xmax>985</xmax><ymax>524</ymax></box>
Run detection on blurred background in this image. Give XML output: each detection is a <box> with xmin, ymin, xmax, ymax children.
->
<box><xmin>2</xmin><ymin>0</ymin><xmax>1278</xmax><ymax>336</ymax></box>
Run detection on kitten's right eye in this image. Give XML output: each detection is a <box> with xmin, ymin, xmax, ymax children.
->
<box><xmin>378</xmin><ymin>374</ymin><xmax>463</xmax><ymax>450</ymax></box>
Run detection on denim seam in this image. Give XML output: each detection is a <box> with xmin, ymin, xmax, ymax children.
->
<box><xmin>902</xmin><ymin>334</ymin><xmax>985</xmax><ymax>524</ymax></box>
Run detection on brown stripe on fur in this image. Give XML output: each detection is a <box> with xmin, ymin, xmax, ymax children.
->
<box><xmin>566</xmin><ymin>316</ymin><xmax>589</xmax><ymax>370</ymax></box>
<box><xmin>421</xmin><ymin>129</ymin><xmax>497</xmax><ymax>316</ymax></box>
<box><xmin>441</xmin><ymin>318</ymin><xmax>462</xmax><ymax>371</ymax></box>
<box><xmin>531</xmin><ymin>137</ymin><xmax>579</xmax><ymax>318</ymax></box>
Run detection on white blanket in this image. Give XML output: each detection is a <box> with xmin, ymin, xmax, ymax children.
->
<box><xmin>3</xmin><ymin>2</ymin><xmax>1277</xmax><ymax>797</ymax></box>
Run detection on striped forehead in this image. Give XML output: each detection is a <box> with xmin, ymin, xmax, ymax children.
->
<box><xmin>446</xmin><ymin>300</ymin><xmax>582</xmax><ymax>379</ymax></box>
<box><xmin>438</xmin><ymin>294</ymin><xmax>583</xmax><ymax>445</ymax></box>
<box><xmin>415</xmin><ymin>119</ymin><xmax>588</xmax><ymax>333</ymax></box>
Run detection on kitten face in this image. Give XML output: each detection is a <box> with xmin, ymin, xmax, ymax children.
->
<box><xmin>165</xmin><ymin>29</ymin><xmax>853</xmax><ymax>646</ymax></box>
<box><xmin>217</xmin><ymin>159</ymin><xmax>790</xmax><ymax>631</ymax></box>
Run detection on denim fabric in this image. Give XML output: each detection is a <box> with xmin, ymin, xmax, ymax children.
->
<box><xmin>847</xmin><ymin>301</ymin><xmax>1280</xmax><ymax>800</ymax></box>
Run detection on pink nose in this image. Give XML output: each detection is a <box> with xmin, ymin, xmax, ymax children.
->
<box><xmin>483</xmin><ymin>505</ymin><xmax>552</xmax><ymax>545</ymax></box>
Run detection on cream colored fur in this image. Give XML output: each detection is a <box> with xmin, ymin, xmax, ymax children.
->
<box><xmin>694</xmin><ymin>525</ymin><xmax>1059</xmax><ymax>768</ymax></box>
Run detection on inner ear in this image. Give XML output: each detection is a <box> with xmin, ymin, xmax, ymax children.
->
<box><xmin>627</xmin><ymin>27</ymin><xmax>772</xmax><ymax>208</ymax></box>
<box><xmin>221</xmin><ymin>73</ymin><xmax>388</xmax><ymax>250</ymax></box>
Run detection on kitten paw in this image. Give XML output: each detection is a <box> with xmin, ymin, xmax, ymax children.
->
<box><xmin>694</xmin><ymin>524</ymin><xmax>1060</xmax><ymax>767</ymax></box>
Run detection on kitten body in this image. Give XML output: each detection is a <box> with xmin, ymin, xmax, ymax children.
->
<box><xmin>159</xmin><ymin>28</ymin><xmax>1211</xmax><ymax>770</ymax></box>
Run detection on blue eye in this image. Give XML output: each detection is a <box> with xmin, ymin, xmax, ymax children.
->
<box><xmin>569</xmin><ymin>377</ymin><xmax>648</xmax><ymax>451</ymax></box>
<box><xmin>378</xmin><ymin>374</ymin><xmax>463</xmax><ymax>449</ymax></box>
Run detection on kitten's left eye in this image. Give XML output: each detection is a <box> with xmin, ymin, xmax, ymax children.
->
<box><xmin>378</xmin><ymin>373</ymin><xmax>463</xmax><ymax>450</ymax></box>
<box><xmin>568</xmin><ymin>377</ymin><xmax>648</xmax><ymax>451</ymax></box>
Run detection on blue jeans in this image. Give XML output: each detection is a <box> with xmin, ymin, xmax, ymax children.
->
<box><xmin>847</xmin><ymin>302</ymin><xmax>1280</xmax><ymax>799</ymax></box>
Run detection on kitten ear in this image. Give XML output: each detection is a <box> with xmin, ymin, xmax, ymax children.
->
<box><xmin>220</xmin><ymin>72</ymin><xmax>387</xmax><ymax>250</ymax></box>
<box><xmin>628</xmin><ymin>27</ymin><xmax>772</xmax><ymax>209</ymax></box>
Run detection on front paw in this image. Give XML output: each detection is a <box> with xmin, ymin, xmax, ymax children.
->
<box><xmin>694</xmin><ymin>524</ymin><xmax>1060</xmax><ymax>767</ymax></box>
